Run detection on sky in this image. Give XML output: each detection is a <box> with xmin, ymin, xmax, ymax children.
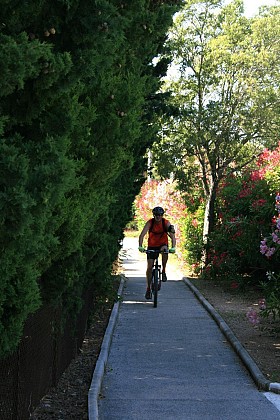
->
<box><xmin>242</xmin><ymin>0</ymin><xmax>278</xmax><ymax>16</ymax></box>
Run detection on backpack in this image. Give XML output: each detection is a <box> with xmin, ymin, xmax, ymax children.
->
<box><xmin>149</xmin><ymin>218</ymin><xmax>175</xmax><ymax>235</ymax></box>
<box><xmin>149</xmin><ymin>217</ymin><xmax>168</xmax><ymax>235</ymax></box>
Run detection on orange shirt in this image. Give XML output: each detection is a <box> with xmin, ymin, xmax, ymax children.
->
<box><xmin>148</xmin><ymin>218</ymin><xmax>169</xmax><ymax>247</ymax></box>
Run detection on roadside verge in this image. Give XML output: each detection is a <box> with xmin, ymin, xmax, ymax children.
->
<box><xmin>88</xmin><ymin>276</ymin><xmax>126</xmax><ymax>420</ymax></box>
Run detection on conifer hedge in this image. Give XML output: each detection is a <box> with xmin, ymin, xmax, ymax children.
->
<box><xmin>0</xmin><ymin>0</ymin><xmax>181</xmax><ymax>356</ymax></box>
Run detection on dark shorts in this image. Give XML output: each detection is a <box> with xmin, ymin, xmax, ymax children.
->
<box><xmin>147</xmin><ymin>245</ymin><xmax>168</xmax><ymax>260</ymax></box>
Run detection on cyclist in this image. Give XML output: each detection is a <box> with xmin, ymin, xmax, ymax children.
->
<box><xmin>138</xmin><ymin>206</ymin><xmax>176</xmax><ymax>299</ymax></box>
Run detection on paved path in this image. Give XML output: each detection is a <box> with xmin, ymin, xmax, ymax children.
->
<box><xmin>97</xmin><ymin>237</ymin><xmax>280</xmax><ymax>419</ymax></box>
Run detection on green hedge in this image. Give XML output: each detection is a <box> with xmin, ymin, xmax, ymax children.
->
<box><xmin>0</xmin><ymin>0</ymin><xmax>182</xmax><ymax>356</ymax></box>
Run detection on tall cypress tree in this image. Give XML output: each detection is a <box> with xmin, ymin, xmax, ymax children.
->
<box><xmin>0</xmin><ymin>0</ymin><xmax>182</xmax><ymax>356</ymax></box>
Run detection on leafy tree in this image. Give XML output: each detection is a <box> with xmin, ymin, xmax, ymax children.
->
<box><xmin>152</xmin><ymin>0</ymin><xmax>280</xmax><ymax>258</ymax></box>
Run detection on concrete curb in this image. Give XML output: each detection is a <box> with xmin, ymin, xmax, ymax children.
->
<box><xmin>88</xmin><ymin>276</ymin><xmax>126</xmax><ymax>420</ymax></box>
<box><xmin>183</xmin><ymin>277</ymin><xmax>280</xmax><ymax>394</ymax></box>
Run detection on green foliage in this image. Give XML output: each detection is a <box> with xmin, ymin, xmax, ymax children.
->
<box><xmin>0</xmin><ymin>0</ymin><xmax>182</xmax><ymax>356</ymax></box>
<box><xmin>261</xmin><ymin>272</ymin><xmax>280</xmax><ymax>321</ymax></box>
<box><xmin>180</xmin><ymin>205</ymin><xmax>204</xmax><ymax>272</ymax></box>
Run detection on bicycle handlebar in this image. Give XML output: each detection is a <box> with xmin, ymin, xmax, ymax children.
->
<box><xmin>143</xmin><ymin>249</ymin><xmax>170</xmax><ymax>254</ymax></box>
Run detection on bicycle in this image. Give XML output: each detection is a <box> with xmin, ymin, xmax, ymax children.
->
<box><xmin>145</xmin><ymin>249</ymin><xmax>169</xmax><ymax>308</ymax></box>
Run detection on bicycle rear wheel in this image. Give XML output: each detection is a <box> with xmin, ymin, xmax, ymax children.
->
<box><xmin>153</xmin><ymin>269</ymin><xmax>158</xmax><ymax>308</ymax></box>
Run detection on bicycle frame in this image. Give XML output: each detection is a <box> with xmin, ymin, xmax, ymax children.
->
<box><xmin>151</xmin><ymin>254</ymin><xmax>161</xmax><ymax>308</ymax></box>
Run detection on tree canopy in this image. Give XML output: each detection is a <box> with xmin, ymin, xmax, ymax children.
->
<box><xmin>152</xmin><ymin>0</ymin><xmax>280</xmax><ymax>242</ymax></box>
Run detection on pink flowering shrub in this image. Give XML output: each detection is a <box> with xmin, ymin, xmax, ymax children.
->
<box><xmin>259</xmin><ymin>193</ymin><xmax>280</xmax><ymax>321</ymax></box>
<box><xmin>260</xmin><ymin>194</ymin><xmax>280</xmax><ymax>258</ymax></box>
<box><xmin>259</xmin><ymin>271</ymin><xmax>280</xmax><ymax>320</ymax></box>
<box><xmin>246</xmin><ymin>299</ymin><xmax>267</xmax><ymax>328</ymax></box>
<box><xmin>203</xmin><ymin>143</ymin><xmax>280</xmax><ymax>287</ymax></box>
<box><xmin>203</xmin><ymin>174</ymin><xmax>271</xmax><ymax>285</ymax></box>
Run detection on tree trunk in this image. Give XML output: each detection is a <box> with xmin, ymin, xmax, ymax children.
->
<box><xmin>202</xmin><ymin>181</ymin><xmax>217</xmax><ymax>265</ymax></box>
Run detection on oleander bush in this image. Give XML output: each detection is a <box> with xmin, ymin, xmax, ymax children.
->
<box><xmin>202</xmin><ymin>143</ymin><xmax>280</xmax><ymax>288</ymax></box>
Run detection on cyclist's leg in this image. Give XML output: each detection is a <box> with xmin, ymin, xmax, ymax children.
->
<box><xmin>146</xmin><ymin>258</ymin><xmax>154</xmax><ymax>290</ymax></box>
<box><xmin>145</xmin><ymin>249</ymin><xmax>155</xmax><ymax>299</ymax></box>
<box><xmin>160</xmin><ymin>245</ymin><xmax>168</xmax><ymax>281</ymax></box>
<box><xmin>145</xmin><ymin>248</ymin><xmax>159</xmax><ymax>298</ymax></box>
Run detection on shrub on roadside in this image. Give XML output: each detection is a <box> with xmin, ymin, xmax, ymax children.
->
<box><xmin>180</xmin><ymin>205</ymin><xmax>204</xmax><ymax>273</ymax></box>
<box><xmin>259</xmin><ymin>192</ymin><xmax>280</xmax><ymax>321</ymax></box>
<box><xmin>202</xmin><ymin>143</ymin><xmax>280</xmax><ymax>288</ymax></box>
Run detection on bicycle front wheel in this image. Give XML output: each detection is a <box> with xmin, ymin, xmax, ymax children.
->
<box><xmin>153</xmin><ymin>269</ymin><xmax>158</xmax><ymax>308</ymax></box>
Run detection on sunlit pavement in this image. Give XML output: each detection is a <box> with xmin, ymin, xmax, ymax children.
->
<box><xmin>97</xmin><ymin>236</ymin><xmax>280</xmax><ymax>419</ymax></box>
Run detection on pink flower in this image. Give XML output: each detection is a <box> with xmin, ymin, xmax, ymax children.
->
<box><xmin>252</xmin><ymin>199</ymin><xmax>267</xmax><ymax>208</ymax></box>
<box><xmin>271</xmin><ymin>231</ymin><xmax>280</xmax><ymax>244</ymax></box>
<box><xmin>259</xmin><ymin>299</ymin><xmax>266</xmax><ymax>310</ymax></box>
<box><xmin>260</xmin><ymin>241</ymin><xmax>268</xmax><ymax>255</ymax></box>
<box><xmin>265</xmin><ymin>247</ymin><xmax>276</xmax><ymax>257</ymax></box>
<box><xmin>260</xmin><ymin>239</ymin><xmax>276</xmax><ymax>257</ymax></box>
<box><xmin>250</xmin><ymin>171</ymin><xmax>263</xmax><ymax>181</ymax></box>
<box><xmin>191</xmin><ymin>219</ymin><xmax>198</xmax><ymax>228</ymax></box>
<box><xmin>232</xmin><ymin>230</ymin><xmax>242</xmax><ymax>240</ymax></box>
<box><xmin>239</xmin><ymin>188</ymin><xmax>252</xmax><ymax>198</ymax></box>
<box><xmin>246</xmin><ymin>308</ymin><xmax>260</xmax><ymax>326</ymax></box>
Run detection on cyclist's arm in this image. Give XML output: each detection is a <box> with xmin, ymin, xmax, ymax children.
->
<box><xmin>166</xmin><ymin>221</ymin><xmax>176</xmax><ymax>248</ymax></box>
<box><xmin>138</xmin><ymin>221</ymin><xmax>151</xmax><ymax>247</ymax></box>
<box><xmin>168</xmin><ymin>232</ymin><xmax>176</xmax><ymax>248</ymax></box>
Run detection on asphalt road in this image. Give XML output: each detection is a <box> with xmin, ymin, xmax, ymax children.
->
<box><xmin>95</xmin><ymin>237</ymin><xmax>280</xmax><ymax>419</ymax></box>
